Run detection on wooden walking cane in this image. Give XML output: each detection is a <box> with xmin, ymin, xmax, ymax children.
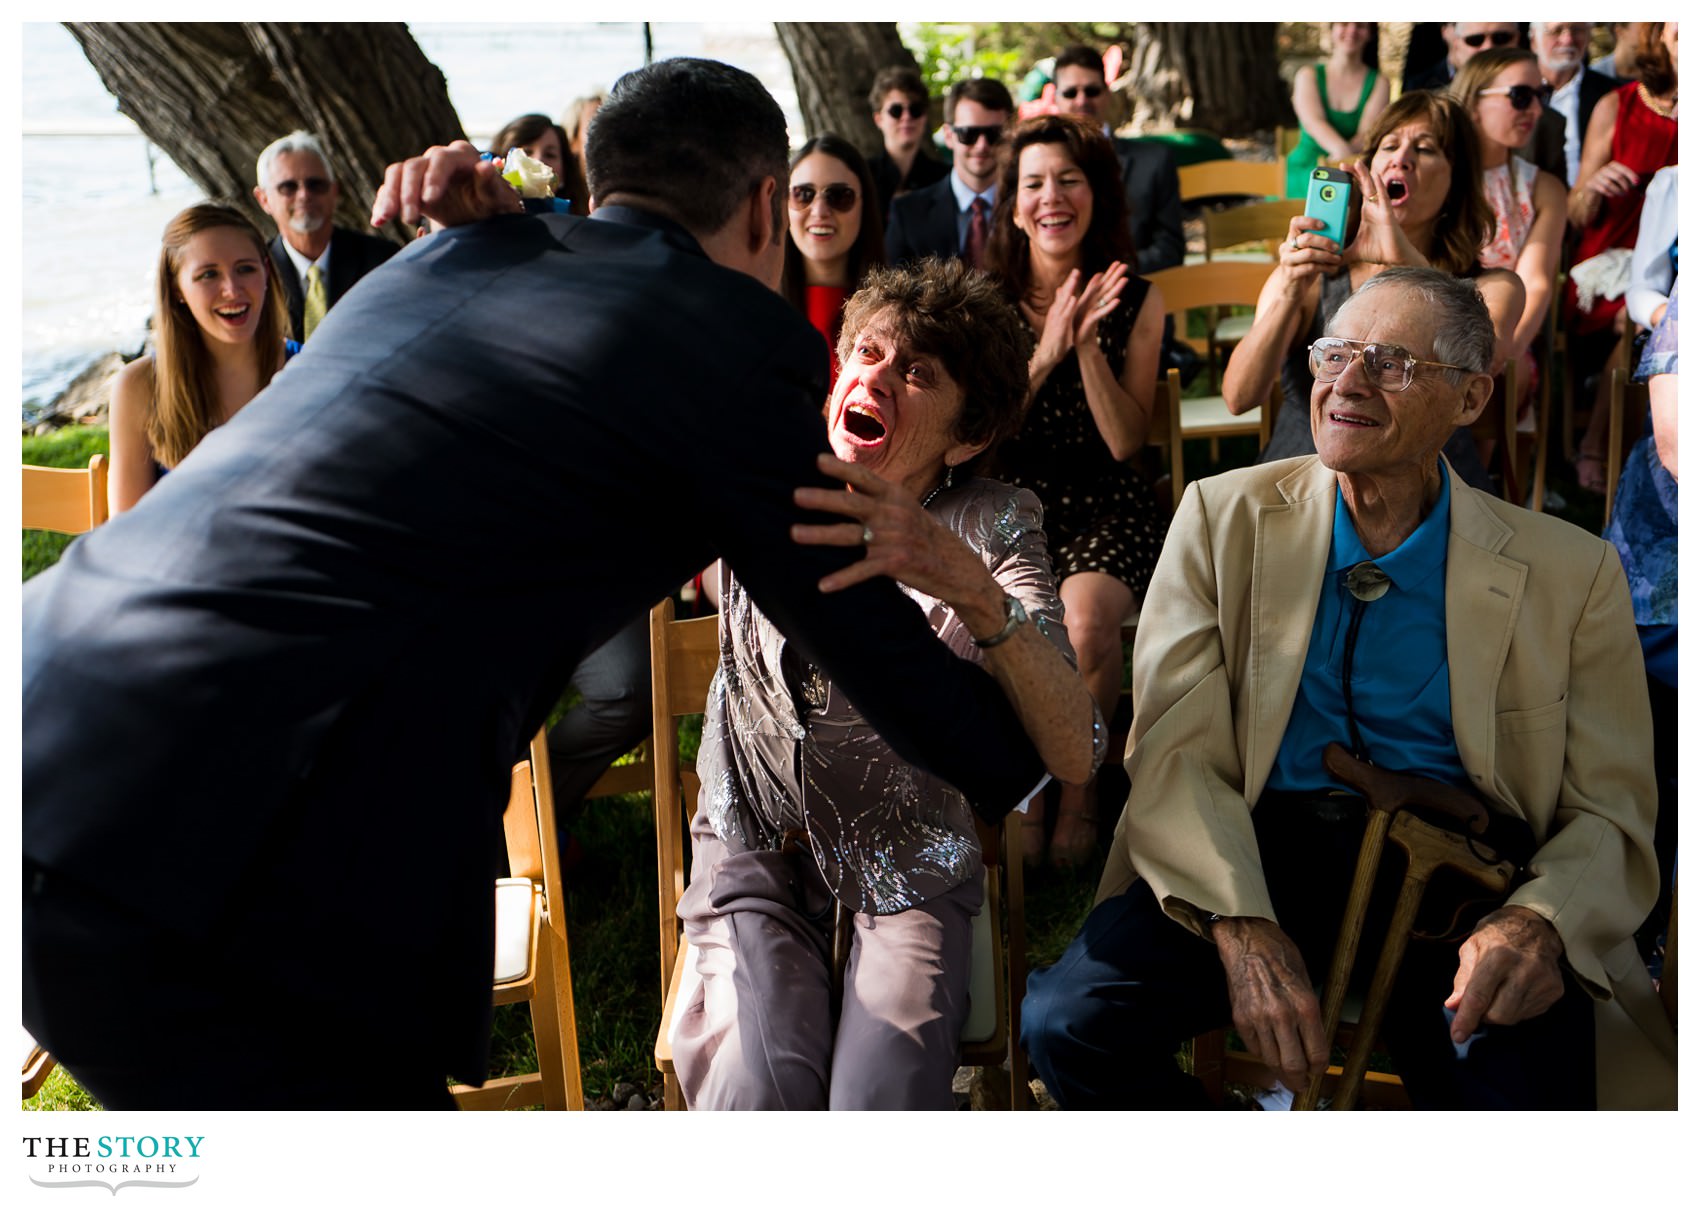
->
<box><xmin>1294</xmin><ymin>743</ymin><xmax>1499</xmax><ymax>1110</ymax></box>
<box><xmin>1328</xmin><ymin>811</ymin><xmax>1514</xmax><ymax>1110</ymax></box>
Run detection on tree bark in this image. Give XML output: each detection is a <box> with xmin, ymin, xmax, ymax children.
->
<box><xmin>64</xmin><ymin>22</ymin><xmax>463</xmax><ymax>245</ymax></box>
<box><xmin>1122</xmin><ymin>23</ymin><xmax>1291</xmax><ymax>134</ymax></box>
<box><xmin>774</xmin><ymin>22</ymin><xmax>916</xmax><ymax>159</ymax></box>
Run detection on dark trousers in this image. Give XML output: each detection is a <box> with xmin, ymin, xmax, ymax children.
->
<box><xmin>545</xmin><ymin>614</ymin><xmax>651</xmax><ymax>817</ymax></box>
<box><xmin>1021</xmin><ymin>802</ymin><xmax>1597</xmax><ymax>1109</ymax></box>
<box><xmin>23</xmin><ymin>863</ymin><xmax>456</xmax><ymax>1109</ymax></box>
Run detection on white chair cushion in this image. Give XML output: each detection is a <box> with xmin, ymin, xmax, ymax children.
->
<box><xmin>1180</xmin><ymin>394</ymin><xmax>1262</xmax><ymax>439</ymax></box>
<box><xmin>1213</xmin><ymin>312</ymin><xmax>1255</xmax><ymax>342</ymax></box>
<box><xmin>492</xmin><ymin>877</ymin><xmax>535</xmax><ymax>984</ymax></box>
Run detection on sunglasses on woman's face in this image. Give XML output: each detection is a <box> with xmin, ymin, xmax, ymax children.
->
<box><xmin>1461</xmin><ymin>30</ymin><xmax>1518</xmax><ymax>48</ymax></box>
<box><xmin>884</xmin><ymin>101</ymin><xmax>926</xmax><ymax>120</ymax></box>
<box><xmin>1059</xmin><ymin>83</ymin><xmax>1105</xmax><ymax>100</ymax></box>
<box><xmin>789</xmin><ymin>183</ymin><xmax>858</xmax><ymax>212</ymax></box>
<box><xmin>1478</xmin><ymin>83</ymin><xmax>1550</xmax><ymax>111</ymax></box>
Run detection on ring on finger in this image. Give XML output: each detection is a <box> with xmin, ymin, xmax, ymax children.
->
<box><xmin>861</xmin><ymin>524</ymin><xmax>875</xmax><ymax>545</ymax></box>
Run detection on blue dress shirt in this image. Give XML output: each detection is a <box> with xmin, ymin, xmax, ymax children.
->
<box><xmin>1267</xmin><ymin>466</ymin><xmax>1469</xmax><ymax>793</ymax></box>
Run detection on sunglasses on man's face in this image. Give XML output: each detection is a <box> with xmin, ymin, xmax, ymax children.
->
<box><xmin>1059</xmin><ymin>84</ymin><xmax>1105</xmax><ymax>101</ymax></box>
<box><xmin>1461</xmin><ymin>30</ymin><xmax>1518</xmax><ymax>48</ymax></box>
<box><xmin>1478</xmin><ymin>83</ymin><xmax>1550</xmax><ymax>111</ymax></box>
<box><xmin>884</xmin><ymin>101</ymin><xmax>927</xmax><ymax>120</ymax></box>
<box><xmin>951</xmin><ymin>124</ymin><xmax>1004</xmax><ymax>147</ymax></box>
<box><xmin>789</xmin><ymin>183</ymin><xmax>858</xmax><ymax>213</ymax></box>
<box><xmin>273</xmin><ymin>177</ymin><xmax>332</xmax><ymax>197</ymax></box>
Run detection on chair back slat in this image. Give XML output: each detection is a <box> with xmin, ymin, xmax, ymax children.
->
<box><xmin>1178</xmin><ymin>159</ymin><xmax>1282</xmax><ymax>204</ymax></box>
<box><xmin>22</xmin><ymin>454</ymin><xmax>109</xmax><ymax>534</ymax></box>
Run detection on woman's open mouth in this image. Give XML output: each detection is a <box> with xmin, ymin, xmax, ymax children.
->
<box><xmin>214</xmin><ymin>304</ymin><xmax>252</xmax><ymax>323</ymax></box>
<box><xmin>841</xmin><ymin>403</ymin><xmax>888</xmax><ymax>444</ymax></box>
<box><xmin>1383</xmin><ymin>179</ymin><xmax>1409</xmax><ymax>204</ymax></box>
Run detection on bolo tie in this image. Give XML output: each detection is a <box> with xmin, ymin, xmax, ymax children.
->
<box><xmin>1339</xmin><ymin>561</ymin><xmax>1391</xmax><ymax>764</ymax></box>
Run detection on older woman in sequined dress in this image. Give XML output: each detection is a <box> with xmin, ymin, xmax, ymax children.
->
<box><xmin>671</xmin><ymin>258</ymin><xmax>1106</xmax><ymax>1109</ymax></box>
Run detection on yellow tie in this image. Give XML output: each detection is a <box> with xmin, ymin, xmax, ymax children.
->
<box><xmin>303</xmin><ymin>263</ymin><xmax>327</xmax><ymax>340</ymax></box>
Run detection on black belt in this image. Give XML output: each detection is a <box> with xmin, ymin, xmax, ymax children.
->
<box><xmin>1256</xmin><ymin>788</ymin><xmax>1366</xmax><ymax>825</ymax></box>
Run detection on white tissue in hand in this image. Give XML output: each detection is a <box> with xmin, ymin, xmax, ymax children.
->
<box><xmin>501</xmin><ymin>148</ymin><xmax>557</xmax><ymax>199</ymax></box>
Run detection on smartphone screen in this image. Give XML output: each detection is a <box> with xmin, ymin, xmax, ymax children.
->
<box><xmin>1303</xmin><ymin>167</ymin><xmax>1353</xmax><ymax>250</ymax></box>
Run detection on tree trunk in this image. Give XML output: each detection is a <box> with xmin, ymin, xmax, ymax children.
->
<box><xmin>64</xmin><ymin>22</ymin><xmax>463</xmax><ymax>245</ymax></box>
<box><xmin>1122</xmin><ymin>23</ymin><xmax>1291</xmax><ymax>134</ymax></box>
<box><xmin>774</xmin><ymin>22</ymin><xmax>916</xmax><ymax>159</ymax></box>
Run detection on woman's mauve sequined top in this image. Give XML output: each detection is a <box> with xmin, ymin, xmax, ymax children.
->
<box><xmin>695</xmin><ymin>476</ymin><xmax>1107</xmax><ymax>915</ymax></box>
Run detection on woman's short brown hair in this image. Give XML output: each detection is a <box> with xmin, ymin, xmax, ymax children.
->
<box><xmin>1357</xmin><ymin>90</ymin><xmax>1492</xmax><ymax>277</ymax></box>
<box><xmin>836</xmin><ymin>258</ymin><xmax>1033</xmax><ymax>475</ymax></box>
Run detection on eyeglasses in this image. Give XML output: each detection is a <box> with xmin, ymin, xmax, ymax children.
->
<box><xmin>951</xmin><ymin>124</ymin><xmax>1004</xmax><ymax>147</ymax></box>
<box><xmin>884</xmin><ymin>101</ymin><xmax>927</xmax><ymax>120</ymax></box>
<box><xmin>1461</xmin><ymin>30</ymin><xmax>1518</xmax><ymax>48</ymax></box>
<box><xmin>789</xmin><ymin>183</ymin><xmax>858</xmax><ymax>212</ymax></box>
<box><xmin>1059</xmin><ymin>83</ymin><xmax>1105</xmax><ymax>100</ymax></box>
<box><xmin>271</xmin><ymin>177</ymin><xmax>332</xmax><ymax>197</ymax></box>
<box><xmin>1308</xmin><ymin>338</ymin><xmax>1474</xmax><ymax>392</ymax></box>
<box><xmin>1477</xmin><ymin>83</ymin><xmax>1549</xmax><ymax>111</ymax></box>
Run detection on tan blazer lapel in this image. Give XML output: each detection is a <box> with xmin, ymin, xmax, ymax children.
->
<box><xmin>1443</xmin><ymin>465</ymin><xmax>1524</xmax><ymax>803</ymax></box>
<box><xmin>1245</xmin><ymin>460</ymin><xmax>1336</xmax><ymax>799</ymax></box>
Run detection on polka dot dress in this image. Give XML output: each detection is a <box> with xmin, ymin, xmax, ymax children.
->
<box><xmin>992</xmin><ymin>279</ymin><xmax>1167</xmax><ymax>596</ymax></box>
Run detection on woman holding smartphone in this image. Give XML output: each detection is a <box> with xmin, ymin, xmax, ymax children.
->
<box><xmin>1223</xmin><ymin>90</ymin><xmax>1522</xmax><ymax>487</ymax></box>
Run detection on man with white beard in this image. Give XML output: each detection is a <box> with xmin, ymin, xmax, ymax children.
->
<box><xmin>1526</xmin><ymin>22</ymin><xmax>1617</xmax><ymax>185</ymax></box>
<box><xmin>254</xmin><ymin>129</ymin><xmax>397</xmax><ymax>343</ymax></box>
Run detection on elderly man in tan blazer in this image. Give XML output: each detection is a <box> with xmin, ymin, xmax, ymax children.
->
<box><xmin>1022</xmin><ymin>266</ymin><xmax>1675</xmax><ymax>1110</ymax></box>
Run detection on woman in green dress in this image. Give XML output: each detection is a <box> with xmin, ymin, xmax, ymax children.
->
<box><xmin>1285</xmin><ymin>23</ymin><xmax>1391</xmax><ymax>197</ymax></box>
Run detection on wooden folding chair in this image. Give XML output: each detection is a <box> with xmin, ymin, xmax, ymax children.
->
<box><xmin>1177</xmin><ymin>159</ymin><xmax>1283</xmax><ymax>205</ymax></box>
<box><xmin>450</xmin><ymin>730</ymin><xmax>584</xmax><ymax>1110</ymax></box>
<box><xmin>1146</xmin><ymin>262</ymin><xmax>1278</xmax><ymax>462</ymax></box>
<box><xmin>583</xmin><ymin>740</ymin><xmax>654</xmax><ymax>801</ymax></box>
<box><xmin>22</xmin><ymin>1030</ymin><xmax>56</xmax><ymax>1101</ymax></box>
<box><xmin>1604</xmin><ymin>365</ymin><xmax>1649</xmax><ymax>529</ymax></box>
<box><xmin>20</xmin><ymin>454</ymin><xmax>112</xmax><ymax>1099</ymax></box>
<box><xmin>22</xmin><ymin>454</ymin><xmax>109</xmax><ymax>534</ymax></box>
<box><xmin>648</xmin><ymin>599</ymin><xmax>721</xmax><ymax>1109</ymax></box>
<box><xmin>648</xmin><ymin>599</ymin><xmax>1030</xmax><ymax>1110</ymax></box>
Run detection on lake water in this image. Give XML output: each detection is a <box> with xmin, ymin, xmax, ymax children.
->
<box><xmin>18</xmin><ymin>21</ymin><xmax>803</xmax><ymax>422</ymax></box>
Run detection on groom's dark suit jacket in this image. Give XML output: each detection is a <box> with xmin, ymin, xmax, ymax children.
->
<box><xmin>22</xmin><ymin>207</ymin><xmax>1046</xmax><ymax>1094</ymax></box>
<box><xmin>885</xmin><ymin>172</ymin><xmax>964</xmax><ymax>265</ymax></box>
<box><xmin>267</xmin><ymin>225</ymin><xmax>399</xmax><ymax>343</ymax></box>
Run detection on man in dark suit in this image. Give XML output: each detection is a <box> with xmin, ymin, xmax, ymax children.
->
<box><xmin>885</xmin><ymin>77</ymin><xmax>1013</xmax><ymax>268</ymax></box>
<box><xmin>253</xmin><ymin>130</ymin><xmax>398</xmax><ymax>343</ymax></box>
<box><xmin>1524</xmin><ymin>22</ymin><xmax>1616</xmax><ymax>186</ymax></box>
<box><xmin>21</xmin><ymin>59</ymin><xmax>1046</xmax><ymax>1109</ymax></box>
<box><xmin>1051</xmin><ymin>45</ymin><xmax>1185</xmax><ymax>274</ymax></box>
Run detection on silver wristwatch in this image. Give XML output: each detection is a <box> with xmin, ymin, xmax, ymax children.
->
<box><xmin>973</xmin><ymin>593</ymin><xmax>1029</xmax><ymax>649</ymax></box>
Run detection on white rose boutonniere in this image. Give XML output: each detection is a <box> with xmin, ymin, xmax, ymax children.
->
<box><xmin>500</xmin><ymin>148</ymin><xmax>558</xmax><ymax>199</ymax></box>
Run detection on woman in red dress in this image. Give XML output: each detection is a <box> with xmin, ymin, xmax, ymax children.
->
<box><xmin>1568</xmin><ymin>21</ymin><xmax>1678</xmax><ymax>492</ymax></box>
<box><xmin>782</xmin><ymin>135</ymin><xmax>885</xmax><ymax>383</ymax></box>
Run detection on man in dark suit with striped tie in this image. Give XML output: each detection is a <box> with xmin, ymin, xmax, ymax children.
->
<box><xmin>253</xmin><ymin>130</ymin><xmax>397</xmax><ymax>343</ymax></box>
<box><xmin>884</xmin><ymin>77</ymin><xmax>1013</xmax><ymax>270</ymax></box>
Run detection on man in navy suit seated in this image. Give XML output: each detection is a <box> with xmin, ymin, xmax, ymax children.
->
<box><xmin>21</xmin><ymin>58</ymin><xmax>1047</xmax><ymax>1110</ymax></box>
<box><xmin>1051</xmin><ymin>44</ymin><xmax>1185</xmax><ymax>273</ymax></box>
<box><xmin>885</xmin><ymin>77</ymin><xmax>1014</xmax><ymax>270</ymax></box>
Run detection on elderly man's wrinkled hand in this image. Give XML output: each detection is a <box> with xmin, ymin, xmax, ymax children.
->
<box><xmin>371</xmin><ymin>141</ymin><xmax>522</xmax><ymax>231</ymax></box>
<box><xmin>1444</xmin><ymin>905</ymin><xmax>1565</xmax><ymax>1041</ymax></box>
<box><xmin>1213</xmin><ymin>916</ymin><xmax>1330</xmax><ymax>1092</ymax></box>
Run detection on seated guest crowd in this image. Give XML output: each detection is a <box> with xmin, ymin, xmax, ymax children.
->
<box><xmin>30</xmin><ymin>25</ymin><xmax>1674</xmax><ymax>1113</ymax></box>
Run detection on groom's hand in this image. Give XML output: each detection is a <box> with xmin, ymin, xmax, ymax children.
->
<box><xmin>371</xmin><ymin>140</ymin><xmax>522</xmax><ymax>231</ymax></box>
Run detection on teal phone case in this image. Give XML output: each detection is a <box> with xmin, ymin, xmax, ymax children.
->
<box><xmin>1303</xmin><ymin>167</ymin><xmax>1352</xmax><ymax>250</ymax></box>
